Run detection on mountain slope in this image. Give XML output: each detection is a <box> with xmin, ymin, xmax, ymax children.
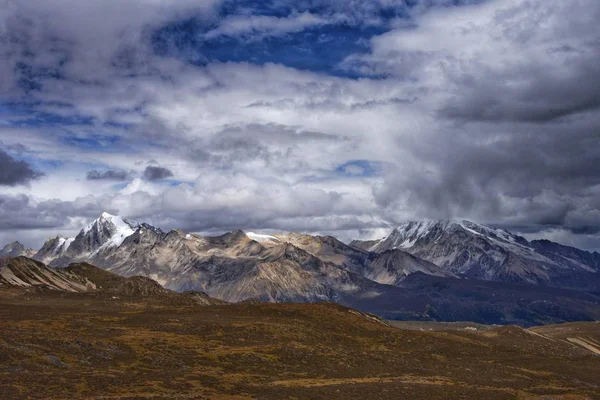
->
<box><xmin>353</xmin><ymin>220</ymin><xmax>600</xmax><ymax>290</ymax></box>
<box><xmin>23</xmin><ymin>213</ymin><xmax>449</xmax><ymax>302</ymax></box>
<box><xmin>64</xmin><ymin>212</ymin><xmax>139</xmax><ymax>258</ymax></box>
<box><xmin>531</xmin><ymin>239</ymin><xmax>600</xmax><ymax>271</ymax></box>
<box><xmin>343</xmin><ymin>272</ymin><xmax>600</xmax><ymax>326</ymax></box>
<box><xmin>0</xmin><ymin>256</ymin><xmax>224</xmax><ymax>305</ymax></box>
<box><xmin>0</xmin><ymin>257</ymin><xmax>95</xmax><ymax>292</ymax></box>
<box><xmin>364</xmin><ymin>249</ymin><xmax>452</xmax><ymax>286</ymax></box>
<box><xmin>0</xmin><ymin>241</ymin><xmax>35</xmax><ymax>257</ymax></box>
<box><xmin>4</xmin><ymin>214</ymin><xmax>600</xmax><ymax>324</ymax></box>
<box><xmin>273</xmin><ymin>232</ymin><xmax>453</xmax><ymax>285</ymax></box>
<box><xmin>34</xmin><ymin>236</ymin><xmax>74</xmax><ymax>264</ymax></box>
<box><xmin>3</xmin><ymin>255</ymin><xmax>599</xmax><ymax>326</ymax></box>
<box><xmin>0</xmin><ymin>256</ymin><xmax>171</xmax><ymax>296</ymax></box>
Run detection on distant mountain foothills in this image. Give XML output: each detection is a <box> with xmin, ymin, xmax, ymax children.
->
<box><xmin>2</xmin><ymin>213</ymin><xmax>600</xmax><ymax>326</ymax></box>
<box><xmin>0</xmin><ymin>257</ymin><xmax>226</xmax><ymax>306</ymax></box>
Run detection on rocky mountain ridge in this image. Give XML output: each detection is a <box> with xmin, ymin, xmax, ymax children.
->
<box><xmin>20</xmin><ymin>213</ymin><xmax>447</xmax><ymax>302</ymax></box>
<box><xmin>0</xmin><ymin>241</ymin><xmax>36</xmax><ymax>258</ymax></box>
<box><xmin>352</xmin><ymin>219</ymin><xmax>600</xmax><ymax>291</ymax></box>
<box><xmin>3</xmin><ymin>214</ymin><xmax>600</xmax><ymax>309</ymax></box>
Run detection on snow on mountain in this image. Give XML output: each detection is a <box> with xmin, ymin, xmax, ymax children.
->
<box><xmin>65</xmin><ymin>212</ymin><xmax>138</xmax><ymax>257</ymax></box>
<box><xmin>34</xmin><ymin>236</ymin><xmax>77</xmax><ymax>264</ymax></box>
<box><xmin>31</xmin><ymin>213</ymin><xmax>140</xmax><ymax>265</ymax></box>
<box><xmin>246</xmin><ymin>232</ymin><xmax>280</xmax><ymax>243</ymax></box>
<box><xmin>353</xmin><ymin>219</ymin><xmax>600</xmax><ymax>289</ymax></box>
<box><xmin>57</xmin><ymin>237</ymin><xmax>75</xmax><ymax>253</ymax></box>
<box><xmin>362</xmin><ymin>220</ymin><xmax>529</xmax><ymax>253</ymax></box>
<box><xmin>89</xmin><ymin>213</ymin><xmax>137</xmax><ymax>255</ymax></box>
<box><xmin>4</xmin><ymin>213</ymin><xmax>451</xmax><ymax>302</ymax></box>
<box><xmin>4</xmin><ymin>214</ymin><xmax>598</xmax><ymax>302</ymax></box>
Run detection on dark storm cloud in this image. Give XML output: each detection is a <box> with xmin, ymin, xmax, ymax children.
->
<box><xmin>374</xmin><ymin>113</ymin><xmax>600</xmax><ymax>237</ymax></box>
<box><xmin>0</xmin><ymin>148</ymin><xmax>43</xmax><ymax>186</ymax></box>
<box><xmin>438</xmin><ymin>56</ymin><xmax>600</xmax><ymax>123</ymax></box>
<box><xmin>143</xmin><ymin>166</ymin><xmax>174</xmax><ymax>181</ymax></box>
<box><xmin>351</xmin><ymin>0</ymin><xmax>600</xmax><ymax>250</ymax></box>
<box><xmin>0</xmin><ymin>193</ymin><xmax>106</xmax><ymax>230</ymax></box>
<box><xmin>86</xmin><ymin>169</ymin><xmax>131</xmax><ymax>181</ymax></box>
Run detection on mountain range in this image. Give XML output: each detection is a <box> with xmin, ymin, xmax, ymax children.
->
<box><xmin>352</xmin><ymin>220</ymin><xmax>600</xmax><ymax>291</ymax></box>
<box><xmin>1</xmin><ymin>213</ymin><xmax>599</xmax><ymax>325</ymax></box>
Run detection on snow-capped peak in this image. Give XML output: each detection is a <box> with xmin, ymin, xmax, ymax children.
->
<box><xmin>83</xmin><ymin>212</ymin><xmax>137</xmax><ymax>235</ymax></box>
<box><xmin>80</xmin><ymin>212</ymin><xmax>139</xmax><ymax>255</ymax></box>
<box><xmin>370</xmin><ymin>219</ymin><xmax>529</xmax><ymax>254</ymax></box>
<box><xmin>384</xmin><ymin>220</ymin><xmax>455</xmax><ymax>249</ymax></box>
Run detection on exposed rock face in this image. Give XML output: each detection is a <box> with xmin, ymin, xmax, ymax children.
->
<box><xmin>17</xmin><ymin>213</ymin><xmax>450</xmax><ymax>302</ymax></box>
<box><xmin>0</xmin><ymin>257</ymin><xmax>222</xmax><ymax>304</ymax></box>
<box><xmin>3</xmin><ymin>256</ymin><xmax>599</xmax><ymax>326</ymax></box>
<box><xmin>364</xmin><ymin>249</ymin><xmax>453</xmax><ymax>286</ymax></box>
<box><xmin>273</xmin><ymin>232</ymin><xmax>453</xmax><ymax>285</ymax></box>
<box><xmin>4</xmin><ymin>214</ymin><xmax>600</xmax><ymax>307</ymax></box>
<box><xmin>64</xmin><ymin>212</ymin><xmax>139</xmax><ymax>257</ymax></box>
<box><xmin>530</xmin><ymin>239</ymin><xmax>600</xmax><ymax>271</ymax></box>
<box><xmin>352</xmin><ymin>220</ymin><xmax>600</xmax><ymax>290</ymax></box>
<box><xmin>34</xmin><ymin>236</ymin><xmax>75</xmax><ymax>264</ymax></box>
<box><xmin>0</xmin><ymin>257</ymin><xmax>96</xmax><ymax>292</ymax></box>
<box><xmin>0</xmin><ymin>241</ymin><xmax>35</xmax><ymax>257</ymax></box>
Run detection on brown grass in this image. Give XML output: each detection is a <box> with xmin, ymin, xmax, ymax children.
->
<box><xmin>0</xmin><ymin>291</ymin><xmax>598</xmax><ymax>399</ymax></box>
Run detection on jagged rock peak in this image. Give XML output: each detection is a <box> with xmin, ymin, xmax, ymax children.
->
<box><xmin>82</xmin><ymin>212</ymin><xmax>138</xmax><ymax>235</ymax></box>
<box><xmin>67</xmin><ymin>212</ymin><xmax>141</xmax><ymax>255</ymax></box>
<box><xmin>33</xmin><ymin>235</ymin><xmax>75</xmax><ymax>263</ymax></box>
<box><xmin>138</xmin><ymin>223</ymin><xmax>164</xmax><ymax>235</ymax></box>
<box><xmin>0</xmin><ymin>241</ymin><xmax>29</xmax><ymax>256</ymax></box>
<box><xmin>216</xmin><ymin>230</ymin><xmax>250</xmax><ymax>244</ymax></box>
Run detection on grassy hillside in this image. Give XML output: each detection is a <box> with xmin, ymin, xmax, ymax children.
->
<box><xmin>0</xmin><ymin>290</ymin><xmax>598</xmax><ymax>399</ymax></box>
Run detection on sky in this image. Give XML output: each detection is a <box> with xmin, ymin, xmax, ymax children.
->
<box><xmin>0</xmin><ymin>0</ymin><xmax>599</xmax><ymax>251</ymax></box>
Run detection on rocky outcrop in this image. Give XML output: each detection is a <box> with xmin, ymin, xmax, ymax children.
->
<box><xmin>0</xmin><ymin>241</ymin><xmax>35</xmax><ymax>258</ymax></box>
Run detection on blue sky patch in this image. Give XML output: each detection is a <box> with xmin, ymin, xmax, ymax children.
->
<box><xmin>335</xmin><ymin>160</ymin><xmax>382</xmax><ymax>178</ymax></box>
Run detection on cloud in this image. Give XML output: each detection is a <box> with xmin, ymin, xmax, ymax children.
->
<box><xmin>203</xmin><ymin>12</ymin><xmax>329</xmax><ymax>40</ymax></box>
<box><xmin>143</xmin><ymin>166</ymin><xmax>174</xmax><ymax>181</ymax></box>
<box><xmin>0</xmin><ymin>148</ymin><xmax>43</xmax><ymax>186</ymax></box>
<box><xmin>86</xmin><ymin>169</ymin><xmax>131</xmax><ymax>181</ymax></box>
<box><xmin>0</xmin><ymin>0</ymin><xmax>599</xmax><ymax>252</ymax></box>
<box><xmin>347</xmin><ymin>0</ymin><xmax>600</xmax><ymax>122</ymax></box>
<box><xmin>0</xmin><ymin>193</ymin><xmax>106</xmax><ymax>230</ymax></box>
